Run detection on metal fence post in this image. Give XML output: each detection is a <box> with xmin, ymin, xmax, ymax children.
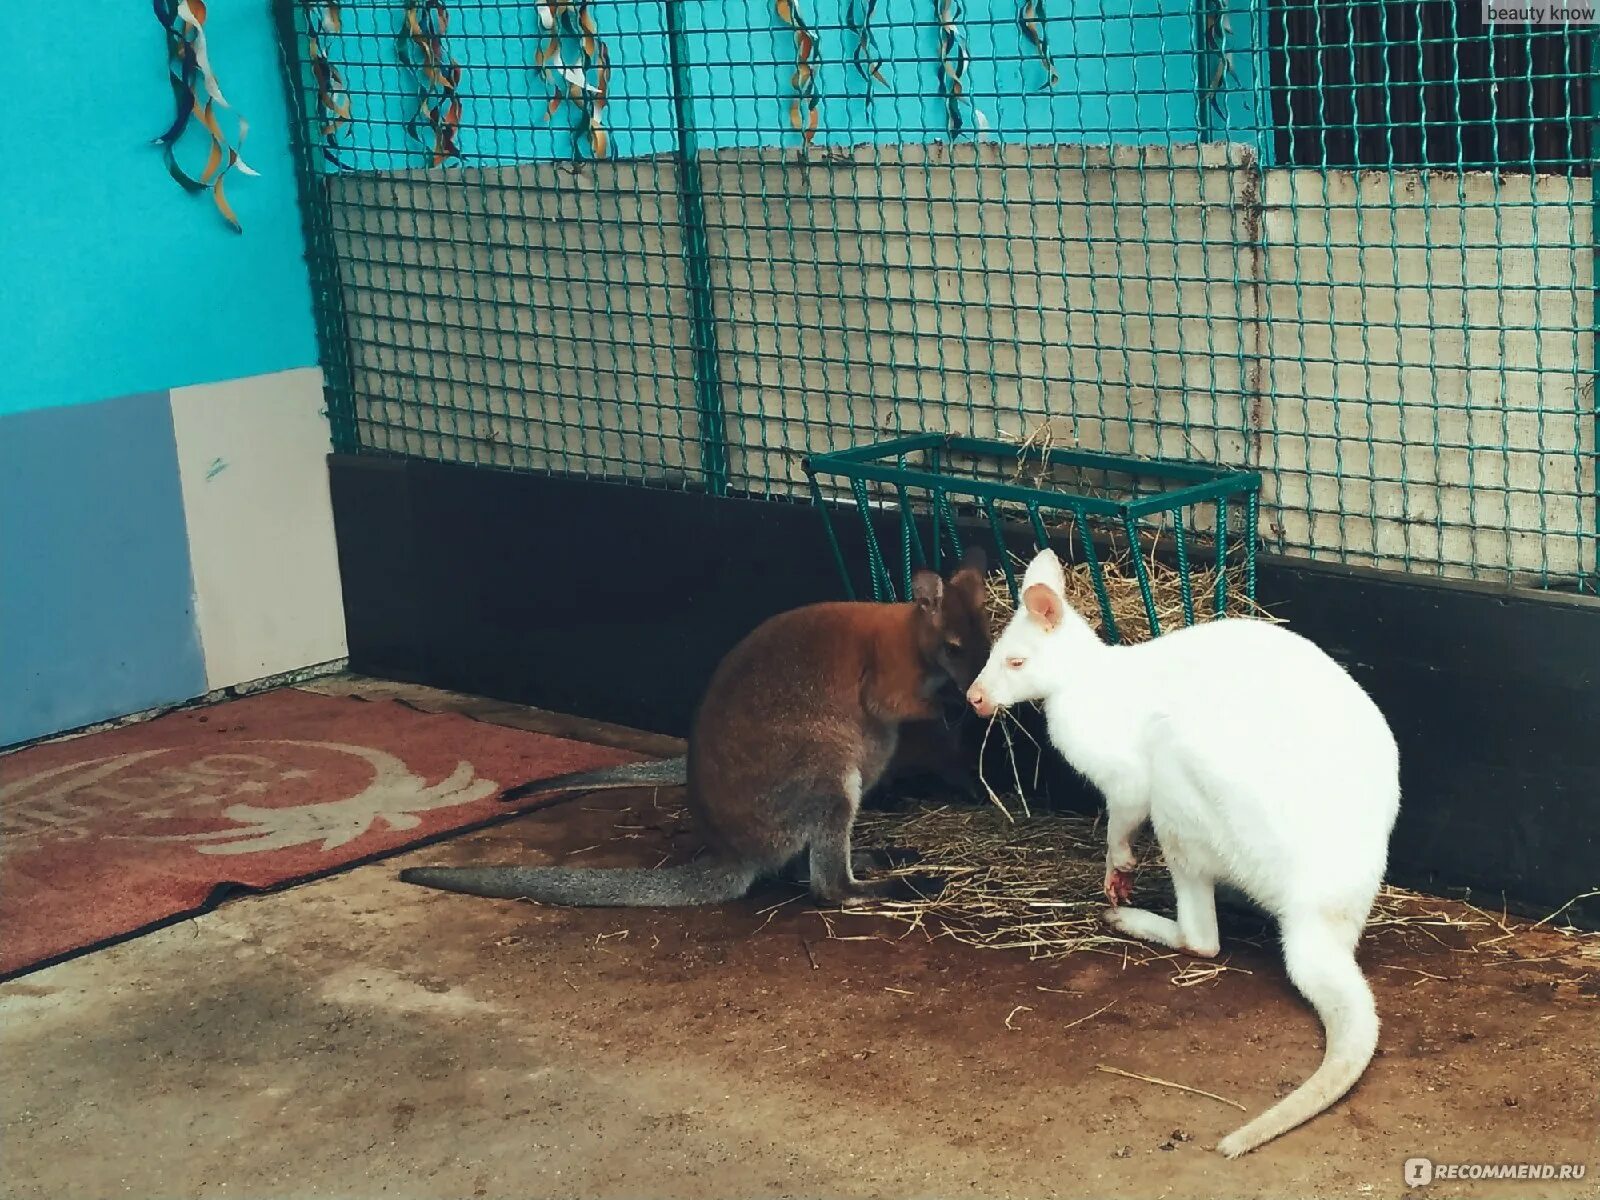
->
<box><xmin>271</xmin><ymin>0</ymin><xmax>360</xmax><ymax>454</ymax></box>
<box><xmin>663</xmin><ymin>0</ymin><xmax>730</xmax><ymax>496</ymax></box>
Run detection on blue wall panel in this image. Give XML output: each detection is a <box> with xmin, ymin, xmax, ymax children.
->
<box><xmin>0</xmin><ymin>393</ymin><xmax>207</xmax><ymax>746</ymax></box>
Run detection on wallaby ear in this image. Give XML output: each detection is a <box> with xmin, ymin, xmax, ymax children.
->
<box><xmin>950</xmin><ymin>570</ymin><xmax>986</xmax><ymax>610</ymax></box>
<box><xmin>1022</xmin><ymin>582</ymin><xmax>1064</xmax><ymax>632</ymax></box>
<box><xmin>911</xmin><ymin>569</ymin><xmax>944</xmax><ymax>615</ymax></box>
<box><xmin>1022</xmin><ymin>548</ymin><xmax>1067</xmax><ymax>594</ymax></box>
<box><xmin>948</xmin><ymin>545</ymin><xmax>988</xmax><ymax>607</ymax></box>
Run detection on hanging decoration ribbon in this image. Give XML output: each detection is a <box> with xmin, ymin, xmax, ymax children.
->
<box><xmin>535</xmin><ymin>1</ymin><xmax>579</xmax><ymax>126</ymax></box>
<box><xmin>846</xmin><ymin>0</ymin><xmax>886</xmax><ymax>104</ymax></box>
<box><xmin>151</xmin><ymin>0</ymin><xmax>258</xmax><ymax>232</ymax></box>
<box><xmin>397</xmin><ymin>0</ymin><xmax>463</xmax><ymax>167</ymax></box>
<box><xmin>1199</xmin><ymin>0</ymin><xmax>1238</xmax><ymax>127</ymax></box>
<box><xmin>580</xmin><ymin>37</ymin><xmax>611</xmax><ymax>159</ymax></box>
<box><xmin>934</xmin><ymin>0</ymin><xmax>989</xmax><ymax>140</ymax></box>
<box><xmin>774</xmin><ymin>0</ymin><xmax>820</xmax><ymax>147</ymax></box>
<box><xmin>1016</xmin><ymin>0</ymin><xmax>1059</xmax><ymax>90</ymax></box>
<box><xmin>535</xmin><ymin>0</ymin><xmax>612</xmax><ymax>158</ymax></box>
<box><xmin>308</xmin><ymin>2</ymin><xmax>352</xmax><ymax>165</ymax></box>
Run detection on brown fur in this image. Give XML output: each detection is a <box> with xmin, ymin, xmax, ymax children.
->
<box><xmin>400</xmin><ymin>551</ymin><xmax>990</xmax><ymax>907</ymax></box>
<box><xmin>694</xmin><ymin>604</ymin><xmax>947</xmax><ymax>860</ymax></box>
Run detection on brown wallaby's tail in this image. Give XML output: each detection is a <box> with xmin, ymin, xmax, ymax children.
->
<box><xmin>399</xmin><ymin>860</ymin><xmax>756</xmax><ymax>906</ymax></box>
<box><xmin>499</xmin><ymin>756</ymin><xmax>688</xmax><ymax>803</ymax></box>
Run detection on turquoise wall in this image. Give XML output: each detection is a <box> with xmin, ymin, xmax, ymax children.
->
<box><xmin>316</xmin><ymin>0</ymin><xmax>1262</xmax><ymax>171</ymax></box>
<box><xmin>3</xmin><ymin>2</ymin><xmax>317</xmax><ymax>415</ymax></box>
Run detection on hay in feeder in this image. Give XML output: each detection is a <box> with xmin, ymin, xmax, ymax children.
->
<box><xmin>981</xmin><ymin>415</ymin><xmax>1271</xmax><ymax>643</ymax></box>
<box><xmin>980</xmin><ymin>550</ymin><xmax>1276</xmax><ymax>645</ymax></box>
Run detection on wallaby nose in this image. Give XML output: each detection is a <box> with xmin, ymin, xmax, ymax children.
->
<box><xmin>967</xmin><ymin>683</ymin><xmax>993</xmax><ymax>717</ymax></box>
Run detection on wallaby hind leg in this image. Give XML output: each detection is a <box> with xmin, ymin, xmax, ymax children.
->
<box><xmin>809</xmin><ymin>835</ymin><xmax>945</xmax><ymax>907</ymax></box>
<box><xmin>804</xmin><ymin>773</ymin><xmax>946</xmax><ymax>907</ymax></box>
<box><xmin>781</xmin><ymin>846</ymin><xmax>924</xmax><ymax>887</ymax></box>
<box><xmin>1102</xmin><ymin>865</ymin><xmax>1220</xmax><ymax>959</ymax></box>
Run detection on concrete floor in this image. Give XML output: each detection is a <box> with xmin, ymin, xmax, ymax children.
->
<box><xmin>3</xmin><ymin>681</ymin><xmax>1596</xmax><ymax>1200</ymax></box>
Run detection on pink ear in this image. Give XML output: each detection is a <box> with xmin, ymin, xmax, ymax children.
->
<box><xmin>1022</xmin><ymin>583</ymin><xmax>1063</xmax><ymax>631</ymax></box>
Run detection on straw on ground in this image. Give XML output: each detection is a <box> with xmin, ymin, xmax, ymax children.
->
<box><xmin>1095</xmin><ymin>1064</ymin><xmax>1247</xmax><ymax>1110</ymax></box>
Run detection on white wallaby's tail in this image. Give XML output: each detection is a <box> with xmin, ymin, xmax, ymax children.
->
<box><xmin>1217</xmin><ymin>917</ymin><xmax>1380</xmax><ymax>1158</ymax></box>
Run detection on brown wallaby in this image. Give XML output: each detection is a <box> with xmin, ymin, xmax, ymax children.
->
<box><xmin>400</xmin><ymin>548</ymin><xmax>991</xmax><ymax>907</ymax></box>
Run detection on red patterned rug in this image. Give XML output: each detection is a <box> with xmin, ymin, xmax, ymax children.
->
<box><xmin>0</xmin><ymin>688</ymin><xmax>637</xmax><ymax>979</ymax></box>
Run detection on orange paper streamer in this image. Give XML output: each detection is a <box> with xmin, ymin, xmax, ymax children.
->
<box><xmin>309</xmin><ymin>2</ymin><xmax>352</xmax><ymax>164</ymax></box>
<box><xmin>397</xmin><ymin>0</ymin><xmax>463</xmax><ymax>166</ymax></box>
<box><xmin>535</xmin><ymin>0</ymin><xmax>612</xmax><ymax>159</ymax></box>
<box><xmin>775</xmin><ymin>0</ymin><xmax>820</xmax><ymax>147</ymax></box>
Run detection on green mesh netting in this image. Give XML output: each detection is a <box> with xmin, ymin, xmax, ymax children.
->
<box><xmin>275</xmin><ymin>0</ymin><xmax>1597</xmax><ymax>590</ymax></box>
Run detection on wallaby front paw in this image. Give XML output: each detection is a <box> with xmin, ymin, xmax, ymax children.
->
<box><xmin>1103</xmin><ymin>867</ymin><xmax>1135</xmax><ymax>906</ymax></box>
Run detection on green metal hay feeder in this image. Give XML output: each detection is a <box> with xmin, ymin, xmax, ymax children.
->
<box><xmin>803</xmin><ymin>434</ymin><xmax>1262</xmax><ymax>644</ymax></box>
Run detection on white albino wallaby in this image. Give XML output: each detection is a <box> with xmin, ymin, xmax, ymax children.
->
<box><xmin>967</xmin><ymin>549</ymin><xmax>1400</xmax><ymax>1158</ymax></box>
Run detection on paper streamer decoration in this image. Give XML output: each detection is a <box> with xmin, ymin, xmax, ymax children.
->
<box><xmin>584</xmin><ymin>36</ymin><xmax>612</xmax><ymax>159</ymax></box>
<box><xmin>1017</xmin><ymin>0</ymin><xmax>1059</xmax><ymax>90</ymax></box>
<box><xmin>397</xmin><ymin>0</ymin><xmax>463</xmax><ymax>166</ymax></box>
<box><xmin>535</xmin><ymin>0</ymin><xmax>577</xmax><ymax>128</ymax></box>
<box><xmin>774</xmin><ymin>0</ymin><xmax>820</xmax><ymax>147</ymax></box>
<box><xmin>151</xmin><ymin>0</ymin><xmax>259</xmax><ymax>232</ymax></box>
<box><xmin>934</xmin><ymin>0</ymin><xmax>989</xmax><ymax>140</ymax></box>
<box><xmin>535</xmin><ymin>0</ymin><xmax>612</xmax><ymax>158</ymax></box>
<box><xmin>1199</xmin><ymin>0</ymin><xmax>1237</xmax><ymax>125</ymax></box>
<box><xmin>309</xmin><ymin>2</ymin><xmax>352</xmax><ymax>164</ymax></box>
<box><xmin>846</xmin><ymin>0</ymin><xmax>887</xmax><ymax>104</ymax></box>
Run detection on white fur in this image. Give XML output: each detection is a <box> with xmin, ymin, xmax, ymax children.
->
<box><xmin>970</xmin><ymin>550</ymin><xmax>1400</xmax><ymax>1158</ymax></box>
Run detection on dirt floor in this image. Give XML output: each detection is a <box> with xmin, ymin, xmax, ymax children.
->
<box><xmin>3</xmin><ymin>680</ymin><xmax>1596</xmax><ymax>1200</ymax></box>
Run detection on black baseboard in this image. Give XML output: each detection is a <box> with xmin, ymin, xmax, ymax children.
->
<box><xmin>1252</xmin><ymin>559</ymin><xmax>1600</xmax><ymax>926</ymax></box>
<box><xmin>329</xmin><ymin>454</ymin><xmax>1600</xmax><ymax>927</ymax></box>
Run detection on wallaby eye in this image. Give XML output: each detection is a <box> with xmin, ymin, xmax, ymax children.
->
<box><xmin>1006</xmin><ymin>657</ymin><xmax>1026</xmax><ymax>670</ymax></box>
<box><xmin>945</xmin><ymin>637</ymin><xmax>962</xmax><ymax>652</ymax></box>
